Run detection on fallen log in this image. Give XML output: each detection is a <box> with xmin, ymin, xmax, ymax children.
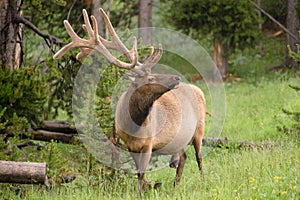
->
<box><xmin>2</xmin><ymin>120</ymin><xmax>276</xmax><ymax>148</ymax></box>
<box><xmin>203</xmin><ymin>137</ymin><xmax>274</xmax><ymax>149</ymax></box>
<box><xmin>0</xmin><ymin>161</ymin><xmax>46</xmax><ymax>184</ymax></box>
<box><xmin>42</xmin><ymin>121</ymin><xmax>77</xmax><ymax>134</ymax></box>
<box><xmin>30</xmin><ymin>128</ymin><xmax>78</xmax><ymax>144</ymax></box>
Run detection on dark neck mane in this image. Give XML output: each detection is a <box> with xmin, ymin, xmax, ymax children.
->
<box><xmin>128</xmin><ymin>88</ymin><xmax>164</xmax><ymax>127</ymax></box>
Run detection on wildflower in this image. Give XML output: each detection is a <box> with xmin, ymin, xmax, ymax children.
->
<box><xmin>273</xmin><ymin>176</ymin><xmax>282</xmax><ymax>183</ymax></box>
<box><xmin>249</xmin><ymin>177</ymin><xmax>255</xmax><ymax>183</ymax></box>
<box><xmin>280</xmin><ymin>191</ymin><xmax>287</xmax><ymax>195</ymax></box>
<box><xmin>293</xmin><ymin>186</ymin><xmax>297</xmax><ymax>190</ymax></box>
<box><xmin>233</xmin><ymin>189</ymin><xmax>238</xmax><ymax>193</ymax></box>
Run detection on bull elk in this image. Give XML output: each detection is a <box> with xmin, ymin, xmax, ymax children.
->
<box><xmin>54</xmin><ymin>8</ymin><xmax>206</xmax><ymax>198</ymax></box>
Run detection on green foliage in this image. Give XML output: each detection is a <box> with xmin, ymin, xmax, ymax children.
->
<box><xmin>278</xmin><ymin>39</ymin><xmax>300</xmax><ymax>136</ymax></box>
<box><xmin>164</xmin><ymin>0</ymin><xmax>259</xmax><ymax>51</ymax></box>
<box><xmin>0</xmin><ymin>68</ymin><xmax>48</xmax><ymax>125</ymax></box>
<box><xmin>95</xmin><ymin>65</ymin><xmax>125</xmax><ymax>137</ymax></box>
<box><xmin>0</xmin><ymin>108</ymin><xmax>8</xmax><ymax>130</ymax></box>
<box><xmin>0</xmin><ymin>112</ymin><xmax>31</xmax><ymax>161</ymax></box>
<box><xmin>23</xmin><ymin>0</ymin><xmax>86</xmax><ymax>38</ymax></box>
<box><xmin>288</xmin><ymin>41</ymin><xmax>300</xmax><ymax>61</ymax></box>
<box><xmin>46</xmin><ymin>56</ymin><xmax>81</xmax><ymax>119</ymax></box>
<box><xmin>261</xmin><ymin>0</ymin><xmax>287</xmax><ymax>27</ymax></box>
<box><xmin>278</xmin><ymin>83</ymin><xmax>300</xmax><ymax>136</ymax></box>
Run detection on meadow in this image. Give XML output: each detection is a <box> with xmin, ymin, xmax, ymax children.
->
<box><xmin>1</xmin><ymin>37</ymin><xmax>299</xmax><ymax>200</ymax></box>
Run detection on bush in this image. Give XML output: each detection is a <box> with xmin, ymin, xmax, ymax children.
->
<box><xmin>0</xmin><ymin>67</ymin><xmax>48</xmax><ymax>126</ymax></box>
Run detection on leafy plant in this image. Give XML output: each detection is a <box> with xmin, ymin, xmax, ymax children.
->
<box><xmin>278</xmin><ymin>39</ymin><xmax>300</xmax><ymax>136</ymax></box>
<box><xmin>0</xmin><ymin>67</ymin><xmax>48</xmax><ymax>126</ymax></box>
<box><xmin>163</xmin><ymin>0</ymin><xmax>259</xmax><ymax>52</ymax></box>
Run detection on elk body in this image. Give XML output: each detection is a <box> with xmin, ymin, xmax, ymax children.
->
<box><xmin>54</xmin><ymin>8</ymin><xmax>206</xmax><ymax>198</ymax></box>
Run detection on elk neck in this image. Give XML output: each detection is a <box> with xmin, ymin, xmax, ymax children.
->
<box><xmin>128</xmin><ymin>85</ymin><xmax>169</xmax><ymax>127</ymax></box>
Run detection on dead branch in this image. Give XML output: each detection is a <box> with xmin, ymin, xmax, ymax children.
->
<box><xmin>13</xmin><ymin>15</ymin><xmax>65</xmax><ymax>52</ymax></box>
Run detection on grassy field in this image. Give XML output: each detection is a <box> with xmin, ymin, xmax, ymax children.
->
<box><xmin>1</xmin><ymin>37</ymin><xmax>299</xmax><ymax>199</ymax></box>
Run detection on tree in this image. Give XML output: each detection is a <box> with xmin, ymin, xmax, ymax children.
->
<box><xmin>0</xmin><ymin>0</ymin><xmax>24</xmax><ymax>71</ymax></box>
<box><xmin>164</xmin><ymin>0</ymin><xmax>259</xmax><ymax>77</ymax></box>
<box><xmin>138</xmin><ymin>0</ymin><xmax>152</xmax><ymax>45</ymax></box>
<box><xmin>285</xmin><ymin>0</ymin><xmax>299</xmax><ymax>69</ymax></box>
<box><xmin>92</xmin><ymin>0</ymin><xmax>104</xmax><ymax>37</ymax></box>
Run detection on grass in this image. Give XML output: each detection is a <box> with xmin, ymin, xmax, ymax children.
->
<box><xmin>1</xmin><ymin>36</ymin><xmax>300</xmax><ymax>199</ymax></box>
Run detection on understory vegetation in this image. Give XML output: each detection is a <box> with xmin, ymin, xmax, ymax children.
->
<box><xmin>1</xmin><ymin>34</ymin><xmax>299</xmax><ymax>200</ymax></box>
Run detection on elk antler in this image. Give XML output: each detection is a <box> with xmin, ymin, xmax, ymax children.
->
<box><xmin>53</xmin><ymin>8</ymin><xmax>163</xmax><ymax>74</ymax></box>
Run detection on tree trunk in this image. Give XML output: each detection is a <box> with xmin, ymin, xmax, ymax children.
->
<box><xmin>213</xmin><ymin>38</ymin><xmax>229</xmax><ymax>78</ymax></box>
<box><xmin>257</xmin><ymin>0</ymin><xmax>264</xmax><ymax>57</ymax></box>
<box><xmin>0</xmin><ymin>160</ymin><xmax>46</xmax><ymax>184</ymax></box>
<box><xmin>92</xmin><ymin>0</ymin><xmax>104</xmax><ymax>37</ymax></box>
<box><xmin>138</xmin><ymin>0</ymin><xmax>152</xmax><ymax>45</ymax></box>
<box><xmin>285</xmin><ymin>0</ymin><xmax>300</xmax><ymax>69</ymax></box>
<box><xmin>0</xmin><ymin>0</ymin><xmax>24</xmax><ymax>71</ymax></box>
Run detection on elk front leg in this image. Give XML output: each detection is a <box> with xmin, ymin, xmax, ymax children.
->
<box><xmin>131</xmin><ymin>146</ymin><xmax>152</xmax><ymax>199</ymax></box>
<box><xmin>174</xmin><ymin>150</ymin><xmax>187</xmax><ymax>186</ymax></box>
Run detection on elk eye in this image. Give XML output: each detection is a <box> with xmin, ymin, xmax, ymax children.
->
<box><xmin>148</xmin><ymin>77</ymin><xmax>155</xmax><ymax>82</ymax></box>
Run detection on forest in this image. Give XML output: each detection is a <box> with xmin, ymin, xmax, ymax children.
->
<box><xmin>0</xmin><ymin>0</ymin><xmax>299</xmax><ymax>199</ymax></box>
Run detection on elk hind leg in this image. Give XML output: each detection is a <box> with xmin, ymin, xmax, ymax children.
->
<box><xmin>193</xmin><ymin>126</ymin><xmax>204</xmax><ymax>178</ymax></box>
<box><xmin>174</xmin><ymin>150</ymin><xmax>187</xmax><ymax>186</ymax></box>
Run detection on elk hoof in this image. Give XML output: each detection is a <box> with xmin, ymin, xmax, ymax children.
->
<box><xmin>154</xmin><ymin>181</ymin><xmax>162</xmax><ymax>189</ymax></box>
<box><xmin>169</xmin><ymin>154</ymin><xmax>180</xmax><ymax>168</ymax></box>
<box><xmin>169</xmin><ymin>159</ymin><xmax>179</xmax><ymax>168</ymax></box>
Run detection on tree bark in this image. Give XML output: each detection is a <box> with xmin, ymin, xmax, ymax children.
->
<box><xmin>257</xmin><ymin>0</ymin><xmax>264</xmax><ymax>57</ymax></box>
<box><xmin>0</xmin><ymin>160</ymin><xmax>46</xmax><ymax>184</ymax></box>
<box><xmin>138</xmin><ymin>0</ymin><xmax>152</xmax><ymax>45</ymax></box>
<box><xmin>0</xmin><ymin>0</ymin><xmax>24</xmax><ymax>71</ymax></box>
<box><xmin>213</xmin><ymin>38</ymin><xmax>229</xmax><ymax>78</ymax></box>
<box><xmin>285</xmin><ymin>0</ymin><xmax>300</xmax><ymax>69</ymax></box>
<box><xmin>92</xmin><ymin>0</ymin><xmax>104</xmax><ymax>37</ymax></box>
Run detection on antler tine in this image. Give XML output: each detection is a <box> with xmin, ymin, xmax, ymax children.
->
<box><xmin>53</xmin><ymin>20</ymin><xmax>87</xmax><ymax>60</ymax></box>
<box><xmin>99</xmin><ymin>8</ymin><xmax>135</xmax><ymax>61</ymax></box>
<box><xmin>140</xmin><ymin>44</ymin><xmax>163</xmax><ymax>72</ymax></box>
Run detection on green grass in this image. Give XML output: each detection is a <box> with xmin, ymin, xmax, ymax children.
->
<box><xmin>2</xmin><ymin>140</ymin><xmax>298</xmax><ymax>200</ymax></box>
<box><xmin>1</xmin><ymin>36</ymin><xmax>300</xmax><ymax>199</ymax></box>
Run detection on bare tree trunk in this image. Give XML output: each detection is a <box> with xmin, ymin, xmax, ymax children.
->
<box><xmin>257</xmin><ymin>0</ymin><xmax>264</xmax><ymax>57</ymax></box>
<box><xmin>213</xmin><ymin>38</ymin><xmax>229</xmax><ymax>78</ymax></box>
<box><xmin>0</xmin><ymin>161</ymin><xmax>46</xmax><ymax>184</ymax></box>
<box><xmin>92</xmin><ymin>0</ymin><xmax>104</xmax><ymax>37</ymax></box>
<box><xmin>0</xmin><ymin>0</ymin><xmax>24</xmax><ymax>71</ymax></box>
<box><xmin>138</xmin><ymin>0</ymin><xmax>152</xmax><ymax>45</ymax></box>
<box><xmin>285</xmin><ymin>0</ymin><xmax>299</xmax><ymax>69</ymax></box>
